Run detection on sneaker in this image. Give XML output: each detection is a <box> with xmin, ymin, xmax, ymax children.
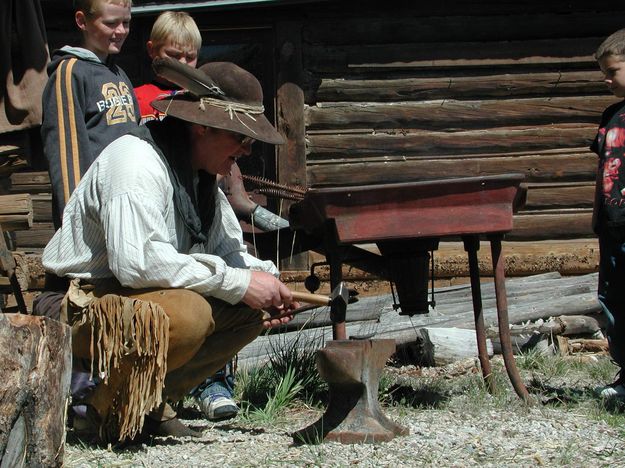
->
<box><xmin>597</xmin><ymin>370</ymin><xmax>625</xmax><ymax>398</ymax></box>
<box><xmin>198</xmin><ymin>381</ymin><xmax>239</xmax><ymax>421</ymax></box>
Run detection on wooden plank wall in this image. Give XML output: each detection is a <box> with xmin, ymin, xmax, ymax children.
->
<box><xmin>299</xmin><ymin>1</ymin><xmax>625</xmax><ymax>244</ymax></box>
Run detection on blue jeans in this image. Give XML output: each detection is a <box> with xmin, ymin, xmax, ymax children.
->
<box><xmin>598</xmin><ymin>234</ymin><xmax>625</xmax><ymax>369</ymax></box>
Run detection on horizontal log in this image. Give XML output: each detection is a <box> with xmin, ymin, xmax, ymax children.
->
<box><xmin>16</xmin><ymin>239</ymin><xmax>597</xmax><ymax>295</ymax></box>
<box><xmin>9</xmin><ymin>223</ymin><xmax>55</xmax><ymax>249</ymax></box>
<box><xmin>307</xmin><ymin>152</ymin><xmax>596</xmax><ymax>186</ymax></box>
<box><xmin>510</xmin><ymin>210</ymin><xmax>593</xmax><ymax>240</ymax></box>
<box><xmin>556</xmin><ymin>334</ymin><xmax>609</xmax><ymax>355</ymax></box>
<box><xmin>312</xmin><ymin>71</ymin><xmax>607</xmax><ymax>103</ymax></box>
<box><xmin>302</xmin><ymin>12</ymin><xmax>624</xmax><ymax>46</ymax></box>
<box><xmin>437</xmin><ymin>281</ymin><xmax>593</xmax><ymax>308</ymax></box>
<box><xmin>416</xmin><ymin>281</ymin><xmax>596</xmax><ymax>320</ymax></box>
<box><xmin>306</xmin><ymin>124</ymin><xmax>596</xmax><ymax>159</ymax></box>
<box><xmin>0</xmin><ymin>214</ymin><xmax>32</xmax><ymax>232</ymax></box>
<box><xmin>305</xmin><ymin>37</ymin><xmax>600</xmax><ymax>72</ymax></box>
<box><xmin>10</xmin><ymin>171</ymin><xmax>50</xmax><ymax>186</ymax></box>
<box><xmin>239</xmin><ymin>283</ymin><xmax>602</xmax><ymax>368</ymax></box>
<box><xmin>357</xmin><ymin>274</ymin><xmax>596</xmax><ymax>326</ymax></box>
<box><xmin>305</xmin><ymin>1</ymin><xmax>625</xmax><ymax>19</ymax></box>
<box><xmin>303</xmin><ymin>239</ymin><xmax>598</xmax><ymax>279</ymax></box>
<box><xmin>369</xmin><ymin>292</ymin><xmax>602</xmax><ymax>336</ymax></box>
<box><xmin>538</xmin><ymin>314</ymin><xmax>603</xmax><ymax>336</ymax></box>
<box><xmin>9</xmin><ymin>171</ymin><xmax>51</xmax><ymax>194</ymax></box>
<box><xmin>279</xmin><ymin>275</ymin><xmax>594</xmax><ymax>333</ymax></box>
<box><xmin>566</xmin><ymin>338</ymin><xmax>609</xmax><ymax>354</ymax></box>
<box><xmin>31</xmin><ymin>194</ymin><xmax>52</xmax><ymax>222</ymax></box>
<box><xmin>435</xmin><ymin>239</ymin><xmax>599</xmax><ymax>277</ymax></box>
<box><xmin>0</xmin><ymin>194</ymin><xmax>33</xmax><ymax>231</ymax></box>
<box><xmin>524</xmin><ymin>182</ymin><xmax>595</xmax><ymax>209</ymax></box>
<box><xmin>321</xmin><ymin>276</ymin><xmax>597</xmax><ymax>333</ymax></box>
<box><xmin>305</xmin><ymin>96</ymin><xmax>612</xmax><ymax>131</ymax></box>
<box><xmin>9</xmin><ymin>184</ymin><xmax>51</xmax><ymax>194</ymax></box>
<box><xmin>277</xmin><ymin>302</ymin><xmax>382</xmax><ymax>331</ymax></box>
<box><xmin>307</xmin><ymin>145</ymin><xmax>594</xmax><ymax>165</ymax></box>
<box><xmin>408</xmin><ymin>327</ymin><xmax>493</xmax><ymax>366</ymax></box>
<box><xmin>0</xmin><ymin>194</ymin><xmax>31</xmax><ymax>214</ymax></box>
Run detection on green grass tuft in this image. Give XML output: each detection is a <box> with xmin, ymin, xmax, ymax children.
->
<box><xmin>242</xmin><ymin>367</ymin><xmax>304</xmax><ymax>425</ymax></box>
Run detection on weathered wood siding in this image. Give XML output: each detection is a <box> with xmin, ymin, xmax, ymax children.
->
<box><xmin>18</xmin><ymin>1</ymin><xmax>625</xmax><ymax>277</ymax></box>
<box><xmin>298</xmin><ymin>2</ymin><xmax>625</xmax><ymax>241</ymax></box>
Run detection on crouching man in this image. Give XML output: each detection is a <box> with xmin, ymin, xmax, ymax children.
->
<box><xmin>34</xmin><ymin>59</ymin><xmax>297</xmax><ymax>443</ymax></box>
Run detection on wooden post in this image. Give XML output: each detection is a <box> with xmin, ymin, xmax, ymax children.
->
<box><xmin>0</xmin><ymin>314</ymin><xmax>71</xmax><ymax>467</ymax></box>
<box><xmin>276</xmin><ymin>20</ymin><xmax>308</xmax><ymax>271</ymax></box>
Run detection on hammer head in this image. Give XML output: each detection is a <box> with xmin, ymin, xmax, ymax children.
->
<box><xmin>329</xmin><ymin>282</ymin><xmax>350</xmax><ymax>323</ymax></box>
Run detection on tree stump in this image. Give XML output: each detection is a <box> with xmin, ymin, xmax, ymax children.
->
<box><xmin>0</xmin><ymin>313</ymin><xmax>71</xmax><ymax>467</ymax></box>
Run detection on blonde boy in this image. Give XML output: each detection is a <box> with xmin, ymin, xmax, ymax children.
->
<box><xmin>135</xmin><ymin>11</ymin><xmax>201</xmax><ymax>122</ymax></box>
<box><xmin>135</xmin><ymin>11</ymin><xmax>245</xmax><ymax>423</ymax></box>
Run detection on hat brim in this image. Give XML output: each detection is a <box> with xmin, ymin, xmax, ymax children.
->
<box><xmin>151</xmin><ymin>95</ymin><xmax>285</xmax><ymax>145</ymax></box>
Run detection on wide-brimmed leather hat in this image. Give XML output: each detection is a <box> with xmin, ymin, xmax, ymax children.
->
<box><xmin>150</xmin><ymin>58</ymin><xmax>285</xmax><ymax>145</ymax></box>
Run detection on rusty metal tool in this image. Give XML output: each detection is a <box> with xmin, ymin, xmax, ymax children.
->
<box><xmin>265</xmin><ymin>282</ymin><xmax>350</xmax><ymax>323</ymax></box>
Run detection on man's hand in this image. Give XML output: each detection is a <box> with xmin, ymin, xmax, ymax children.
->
<box><xmin>261</xmin><ymin>302</ymin><xmax>300</xmax><ymax>329</ymax></box>
<box><xmin>242</xmin><ymin>270</ymin><xmax>292</xmax><ymax>309</ymax></box>
<box><xmin>242</xmin><ymin>271</ymin><xmax>299</xmax><ymax>329</ymax></box>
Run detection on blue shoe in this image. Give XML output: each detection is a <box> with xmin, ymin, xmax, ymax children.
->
<box><xmin>198</xmin><ymin>381</ymin><xmax>239</xmax><ymax>421</ymax></box>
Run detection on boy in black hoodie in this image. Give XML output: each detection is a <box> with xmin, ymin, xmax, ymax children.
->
<box><xmin>41</xmin><ymin>0</ymin><xmax>138</xmax><ymax>228</ymax></box>
<box><xmin>38</xmin><ymin>0</ymin><xmax>138</xmax><ymax>431</ymax></box>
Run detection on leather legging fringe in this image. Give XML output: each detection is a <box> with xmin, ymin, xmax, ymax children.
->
<box><xmin>73</xmin><ymin>290</ymin><xmax>169</xmax><ymax>442</ymax></box>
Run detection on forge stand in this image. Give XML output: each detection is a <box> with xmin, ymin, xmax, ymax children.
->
<box><xmin>289</xmin><ymin>174</ymin><xmax>530</xmax><ymax>444</ymax></box>
<box><xmin>293</xmin><ymin>339</ymin><xmax>408</xmax><ymax>444</ymax></box>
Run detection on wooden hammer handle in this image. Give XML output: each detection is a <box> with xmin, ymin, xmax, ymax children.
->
<box><xmin>291</xmin><ymin>290</ymin><xmax>330</xmax><ymax>306</ymax></box>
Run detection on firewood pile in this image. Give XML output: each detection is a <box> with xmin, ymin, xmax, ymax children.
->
<box><xmin>238</xmin><ymin>271</ymin><xmax>607</xmax><ymax>369</ymax></box>
<box><xmin>0</xmin><ymin>127</ymin><xmax>52</xmax><ymax>311</ymax></box>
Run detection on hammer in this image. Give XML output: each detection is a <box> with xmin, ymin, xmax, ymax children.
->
<box><xmin>260</xmin><ymin>282</ymin><xmax>351</xmax><ymax>324</ymax></box>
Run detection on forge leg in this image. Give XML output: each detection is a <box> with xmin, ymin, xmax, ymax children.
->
<box><xmin>292</xmin><ymin>339</ymin><xmax>408</xmax><ymax>444</ymax></box>
<box><xmin>463</xmin><ymin>236</ymin><xmax>495</xmax><ymax>393</ymax></box>
<box><xmin>489</xmin><ymin>235</ymin><xmax>531</xmax><ymax>402</ymax></box>
<box><xmin>326</xmin><ymin>249</ymin><xmax>347</xmax><ymax>340</ymax></box>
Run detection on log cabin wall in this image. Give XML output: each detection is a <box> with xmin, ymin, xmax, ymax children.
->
<box><xmin>289</xmin><ymin>0</ymin><xmax>625</xmax><ymax>278</ymax></box>
<box><xmin>10</xmin><ymin>0</ymin><xmax>625</xmax><ymax>299</ymax></box>
<box><xmin>297</xmin><ymin>1</ymin><xmax>623</xmax><ymax>246</ymax></box>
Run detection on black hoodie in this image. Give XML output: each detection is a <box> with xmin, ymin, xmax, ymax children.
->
<box><xmin>40</xmin><ymin>47</ymin><xmax>139</xmax><ymax>227</ymax></box>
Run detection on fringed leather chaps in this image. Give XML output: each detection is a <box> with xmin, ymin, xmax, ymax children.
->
<box><xmin>63</xmin><ymin>279</ymin><xmax>169</xmax><ymax>442</ymax></box>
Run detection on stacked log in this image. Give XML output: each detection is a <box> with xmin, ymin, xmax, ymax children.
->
<box><xmin>0</xmin><ymin>194</ymin><xmax>32</xmax><ymax>232</ymax></box>
<box><xmin>7</xmin><ymin>171</ymin><xmax>53</xmax><ymax>251</ymax></box>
